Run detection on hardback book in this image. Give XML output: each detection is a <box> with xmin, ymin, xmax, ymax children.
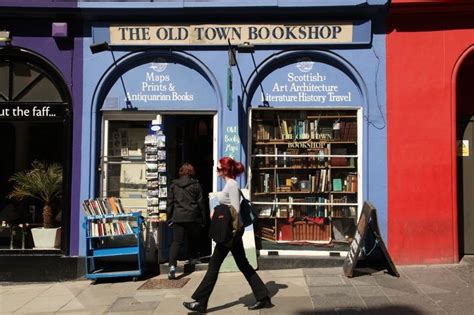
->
<box><xmin>333</xmin><ymin>178</ymin><xmax>343</xmax><ymax>191</ymax></box>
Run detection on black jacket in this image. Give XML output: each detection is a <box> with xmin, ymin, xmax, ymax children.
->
<box><xmin>166</xmin><ymin>175</ymin><xmax>206</xmax><ymax>223</ymax></box>
<box><xmin>209</xmin><ymin>204</ymin><xmax>241</xmax><ymax>247</ymax></box>
<box><xmin>209</xmin><ymin>204</ymin><xmax>233</xmax><ymax>245</ymax></box>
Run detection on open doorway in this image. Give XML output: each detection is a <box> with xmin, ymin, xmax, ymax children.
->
<box><xmin>163</xmin><ymin>114</ymin><xmax>214</xmax><ymax>258</ymax></box>
<box><xmin>456</xmin><ymin>52</ymin><xmax>474</xmax><ymax>256</ymax></box>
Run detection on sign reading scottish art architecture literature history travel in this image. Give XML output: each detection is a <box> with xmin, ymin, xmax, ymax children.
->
<box><xmin>251</xmin><ymin>59</ymin><xmax>361</xmax><ymax>106</ymax></box>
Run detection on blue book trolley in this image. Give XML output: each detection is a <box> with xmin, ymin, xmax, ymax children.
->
<box><xmin>84</xmin><ymin>212</ymin><xmax>145</xmax><ymax>283</ymax></box>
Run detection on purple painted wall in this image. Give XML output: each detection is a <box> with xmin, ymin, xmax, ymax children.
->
<box><xmin>3</xmin><ymin>20</ymin><xmax>82</xmax><ymax>256</ymax></box>
<box><xmin>70</xmin><ymin>38</ymin><xmax>83</xmax><ymax>256</ymax></box>
<box><xmin>0</xmin><ymin>1</ymin><xmax>76</xmax><ymax>8</ymax></box>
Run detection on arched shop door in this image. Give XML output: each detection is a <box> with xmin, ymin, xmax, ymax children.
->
<box><xmin>457</xmin><ymin>51</ymin><xmax>474</xmax><ymax>256</ymax></box>
<box><xmin>0</xmin><ymin>47</ymin><xmax>72</xmax><ymax>252</ymax></box>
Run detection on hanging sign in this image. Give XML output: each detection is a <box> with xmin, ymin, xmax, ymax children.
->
<box><xmin>109</xmin><ymin>22</ymin><xmax>358</xmax><ymax>46</ymax></box>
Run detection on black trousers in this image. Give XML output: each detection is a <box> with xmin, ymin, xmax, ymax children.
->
<box><xmin>169</xmin><ymin>222</ymin><xmax>201</xmax><ymax>267</ymax></box>
<box><xmin>191</xmin><ymin>229</ymin><xmax>269</xmax><ymax>304</ymax></box>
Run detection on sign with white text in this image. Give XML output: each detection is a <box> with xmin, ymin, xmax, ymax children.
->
<box><xmin>102</xmin><ymin>58</ymin><xmax>217</xmax><ymax>111</ymax></box>
<box><xmin>0</xmin><ymin>103</ymin><xmax>68</xmax><ymax>121</ymax></box>
<box><xmin>251</xmin><ymin>59</ymin><xmax>361</xmax><ymax>106</ymax></box>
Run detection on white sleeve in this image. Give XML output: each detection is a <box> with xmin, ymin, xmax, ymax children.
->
<box><xmin>228</xmin><ymin>181</ymin><xmax>241</xmax><ymax>213</ymax></box>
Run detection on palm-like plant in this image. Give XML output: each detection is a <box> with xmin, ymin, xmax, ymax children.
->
<box><xmin>8</xmin><ymin>161</ymin><xmax>63</xmax><ymax>229</ymax></box>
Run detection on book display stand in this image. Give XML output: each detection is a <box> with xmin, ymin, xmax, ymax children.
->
<box><xmin>250</xmin><ymin>108</ymin><xmax>359</xmax><ymax>245</ymax></box>
<box><xmin>144</xmin><ymin>129</ymin><xmax>167</xmax><ymax>221</ymax></box>
<box><xmin>82</xmin><ymin>198</ymin><xmax>145</xmax><ymax>282</ymax></box>
<box><xmin>143</xmin><ymin>116</ymin><xmax>170</xmax><ymax>266</ymax></box>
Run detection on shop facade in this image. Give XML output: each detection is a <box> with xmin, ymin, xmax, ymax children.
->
<box><xmin>78</xmin><ymin>0</ymin><xmax>390</xmax><ymax>268</ymax></box>
<box><xmin>387</xmin><ymin>0</ymin><xmax>474</xmax><ymax>264</ymax></box>
<box><xmin>0</xmin><ymin>1</ymin><xmax>83</xmax><ymax>281</ymax></box>
<box><xmin>0</xmin><ymin>0</ymin><xmax>392</xmax><ymax>281</ymax></box>
<box><xmin>3</xmin><ymin>0</ymin><xmax>474</xmax><ymax>281</ymax></box>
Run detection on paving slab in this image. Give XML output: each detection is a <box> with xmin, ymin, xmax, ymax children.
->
<box><xmin>3</xmin><ymin>259</ymin><xmax>474</xmax><ymax>314</ymax></box>
<box><xmin>14</xmin><ymin>294</ymin><xmax>75</xmax><ymax>313</ymax></box>
<box><xmin>0</xmin><ymin>291</ymin><xmax>42</xmax><ymax>313</ymax></box>
<box><xmin>260</xmin><ymin>296</ymin><xmax>313</xmax><ymax>314</ymax></box>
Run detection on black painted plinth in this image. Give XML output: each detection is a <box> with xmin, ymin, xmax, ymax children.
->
<box><xmin>0</xmin><ymin>250</ymin><xmax>85</xmax><ymax>282</ymax></box>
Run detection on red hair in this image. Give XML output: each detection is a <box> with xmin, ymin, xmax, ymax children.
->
<box><xmin>219</xmin><ymin>156</ymin><xmax>244</xmax><ymax>179</ymax></box>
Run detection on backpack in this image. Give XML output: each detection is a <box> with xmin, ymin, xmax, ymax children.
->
<box><xmin>209</xmin><ymin>204</ymin><xmax>233</xmax><ymax>244</ymax></box>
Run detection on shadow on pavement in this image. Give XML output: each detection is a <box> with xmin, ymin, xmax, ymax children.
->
<box><xmin>206</xmin><ymin>280</ymin><xmax>287</xmax><ymax>313</ymax></box>
<box><xmin>296</xmin><ymin>305</ymin><xmax>424</xmax><ymax>314</ymax></box>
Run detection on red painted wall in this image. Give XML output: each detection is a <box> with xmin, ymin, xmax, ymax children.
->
<box><xmin>387</xmin><ymin>5</ymin><xmax>474</xmax><ymax>264</ymax></box>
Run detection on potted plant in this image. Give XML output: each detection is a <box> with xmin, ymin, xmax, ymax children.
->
<box><xmin>8</xmin><ymin>161</ymin><xmax>63</xmax><ymax>249</ymax></box>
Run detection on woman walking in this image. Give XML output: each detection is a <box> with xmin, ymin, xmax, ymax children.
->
<box><xmin>166</xmin><ymin>163</ymin><xmax>206</xmax><ymax>280</ymax></box>
<box><xmin>183</xmin><ymin>157</ymin><xmax>272</xmax><ymax>313</ymax></box>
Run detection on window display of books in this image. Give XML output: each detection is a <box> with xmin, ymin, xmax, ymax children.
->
<box><xmin>250</xmin><ymin>109</ymin><xmax>360</xmax><ymax>244</ymax></box>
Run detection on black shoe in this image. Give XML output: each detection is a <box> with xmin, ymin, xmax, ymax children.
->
<box><xmin>168</xmin><ymin>266</ymin><xmax>176</xmax><ymax>280</ymax></box>
<box><xmin>248</xmin><ymin>297</ymin><xmax>272</xmax><ymax>310</ymax></box>
<box><xmin>183</xmin><ymin>301</ymin><xmax>207</xmax><ymax>313</ymax></box>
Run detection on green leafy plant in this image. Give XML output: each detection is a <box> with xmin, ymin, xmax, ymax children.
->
<box><xmin>8</xmin><ymin>161</ymin><xmax>63</xmax><ymax>228</ymax></box>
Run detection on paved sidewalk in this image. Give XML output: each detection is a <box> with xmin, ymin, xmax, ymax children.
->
<box><xmin>1</xmin><ymin>256</ymin><xmax>474</xmax><ymax>314</ymax></box>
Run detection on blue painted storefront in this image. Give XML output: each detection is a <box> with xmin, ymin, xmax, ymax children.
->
<box><xmin>77</xmin><ymin>1</ymin><xmax>389</xmax><ymax>257</ymax></box>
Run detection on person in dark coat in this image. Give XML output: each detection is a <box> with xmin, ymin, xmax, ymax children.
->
<box><xmin>166</xmin><ymin>163</ymin><xmax>206</xmax><ymax>279</ymax></box>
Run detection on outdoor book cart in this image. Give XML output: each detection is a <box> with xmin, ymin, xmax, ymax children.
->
<box><xmin>84</xmin><ymin>211</ymin><xmax>146</xmax><ymax>283</ymax></box>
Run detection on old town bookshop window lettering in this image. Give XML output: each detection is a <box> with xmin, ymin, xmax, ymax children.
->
<box><xmin>250</xmin><ymin>109</ymin><xmax>359</xmax><ymax>246</ymax></box>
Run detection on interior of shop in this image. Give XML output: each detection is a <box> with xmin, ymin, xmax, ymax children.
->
<box><xmin>0</xmin><ymin>121</ymin><xmax>65</xmax><ymax>250</ymax></box>
<box><xmin>163</xmin><ymin>114</ymin><xmax>214</xmax><ymax>258</ymax></box>
<box><xmin>103</xmin><ymin>113</ymin><xmax>214</xmax><ymax>263</ymax></box>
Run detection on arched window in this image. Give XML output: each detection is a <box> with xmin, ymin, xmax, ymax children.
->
<box><xmin>0</xmin><ymin>47</ymin><xmax>72</xmax><ymax>252</ymax></box>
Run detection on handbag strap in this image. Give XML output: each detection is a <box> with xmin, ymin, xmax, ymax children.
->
<box><xmin>239</xmin><ymin>188</ymin><xmax>251</xmax><ymax>202</ymax></box>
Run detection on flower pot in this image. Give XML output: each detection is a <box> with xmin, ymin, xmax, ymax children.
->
<box><xmin>31</xmin><ymin>227</ymin><xmax>61</xmax><ymax>249</ymax></box>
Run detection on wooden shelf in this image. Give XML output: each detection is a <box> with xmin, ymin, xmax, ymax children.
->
<box><xmin>253</xmin><ymin>140</ymin><xmax>357</xmax><ymax>145</ymax></box>
<box><xmin>251</xmin><ymin>108</ymin><xmax>359</xmax><ymax>246</ymax></box>
<box><xmin>253</xmin><ymin>191</ymin><xmax>329</xmax><ymax>195</ymax></box>
<box><xmin>252</xmin><ymin>166</ymin><xmax>328</xmax><ymax>170</ymax></box>
<box><xmin>331</xmin><ymin>191</ymin><xmax>357</xmax><ymax>194</ymax></box>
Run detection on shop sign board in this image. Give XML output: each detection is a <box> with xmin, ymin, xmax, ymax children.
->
<box><xmin>251</xmin><ymin>59</ymin><xmax>362</xmax><ymax>106</ymax></box>
<box><xmin>110</xmin><ymin>23</ymin><xmax>354</xmax><ymax>46</ymax></box>
<box><xmin>223</xmin><ymin>125</ymin><xmax>240</xmax><ymax>159</ymax></box>
<box><xmin>101</xmin><ymin>21</ymin><xmax>371</xmax><ymax>46</ymax></box>
<box><xmin>343</xmin><ymin>201</ymin><xmax>399</xmax><ymax>278</ymax></box>
<box><xmin>102</xmin><ymin>59</ymin><xmax>217</xmax><ymax>110</ymax></box>
<box><xmin>0</xmin><ymin>103</ymin><xmax>68</xmax><ymax>121</ymax></box>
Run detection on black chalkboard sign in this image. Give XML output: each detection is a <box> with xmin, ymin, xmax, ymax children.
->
<box><xmin>343</xmin><ymin>201</ymin><xmax>399</xmax><ymax>278</ymax></box>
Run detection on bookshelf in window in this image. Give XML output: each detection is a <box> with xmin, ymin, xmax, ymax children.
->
<box><xmin>250</xmin><ymin>108</ymin><xmax>359</xmax><ymax>244</ymax></box>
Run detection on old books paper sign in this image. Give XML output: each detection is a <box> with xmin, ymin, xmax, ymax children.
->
<box><xmin>343</xmin><ymin>201</ymin><xmax>399</xmax><ymax>278</ymax></box>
